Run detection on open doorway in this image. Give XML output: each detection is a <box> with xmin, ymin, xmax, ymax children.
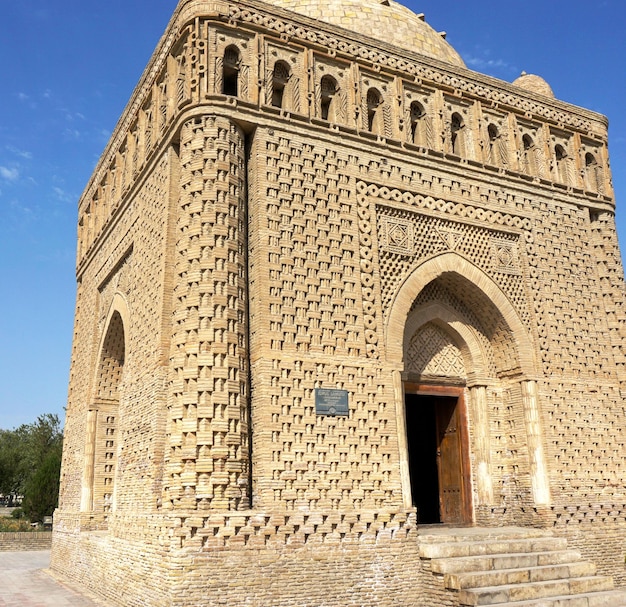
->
<box><xmin>405</xmin><ymin>389</ymin><xmax>471</xmax><ymax>525</ymax></box>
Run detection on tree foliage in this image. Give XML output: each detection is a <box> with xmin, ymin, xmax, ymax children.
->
<box><xmin>0</xmin><ymin>414</ymin><xmax>63</xmax><ymax>520</ymax></box>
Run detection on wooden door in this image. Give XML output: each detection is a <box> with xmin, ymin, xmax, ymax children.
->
<box><xmin>436</xmin><ymin>397</ymin><xmax>465</xmax><ymax>524</ymax></box>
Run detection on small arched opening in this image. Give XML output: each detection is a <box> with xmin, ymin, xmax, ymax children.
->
<box><xmin>320</xmin><ymin>75</ymin><xmax>338</xmax><ymax>121</ymax></box>
<box><xmin>555</xmin><ymin>144</ymin><xmax>568</xmax><ymax>183</ymax></box>
<box><xmin>585</xmin><ymin>152</ymin><xmax>600</xmax><ymax>192</ymax></box>
<box><xmin>451</xmin><ymin>112</ymin><xmax>465</xmax><ymax>155</ymax></box>
<box><xmin>366</xmin><ymin>87</ymin><xmax>382</xmax><ymax>133</ymax></box>
<box><xmin>223</xmin><ymin>45</ymin><xmax>241</xmax><ymax>96</ymax></box>
<box><xmin>410</xmin><ymin>101</ymin><xmax>426</xmax><ymax>146</ymax></box>
<box><xmin>271</xmin><ymin>61</ymin><xmax>290</xmax><ymax>109</ymax></box>
<box><xmin>487</xmin><ymin>123</ymin><xmax>500</xmax><ymax>166</ymax></box>
<box><xmin>522</xmin><ymin>134</ymin><xmax>536</xmax><ymax>174</ymax></box>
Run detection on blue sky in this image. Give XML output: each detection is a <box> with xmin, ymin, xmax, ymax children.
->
<box><xmin>1</xmin><ymin>0</ymin><xmax>625</xmax><ymax>429</ymax></box>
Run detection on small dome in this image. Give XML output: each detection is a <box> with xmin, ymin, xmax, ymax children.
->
<box><xmin>512</xmin><ymin>72</ymin><xmax>555</xmax><ymax>98</ymax></box>
<box><xmin>267</xmin><ymin>0</ymin><xmax>465</xmax><ymax>67</ymax></box>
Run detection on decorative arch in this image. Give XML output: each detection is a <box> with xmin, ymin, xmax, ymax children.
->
<box><xmin>385</xmin><ymin>253</ymin><xmax>536</xmax><ymax>375</ymax></box>
<box><xmin>366</xmin><ymin>87</ymin><xmax>383</xmax><ymax>134</ymax></box>
<box><xmin>404</xmin><ymin>301</ymin><xmax>491</xmax><ymax>382</ymax></box>
<box><xmin>320</xmin><ymin>75</ymin><xmax>338</xmax><ymax>121</ymax></box>
<box><xmin>222</xmin><ymin>45</ymin><xmax>241</xmax><ymax>96</ymax></box>
<box><xmin>271</xmin><ymin>60</ymin><xmax>291</xmax><ymax>109</ymax></box>
<box><xmin>450</xmin><ymin>112</ymin><xmax>465</xmax><ymax>155</ymax></box>
<box><xmin>409</xmin><ymin>101</ymin><xmax>426</xmax><ymax>146</ymax></box>
<box><xmin>388</xmin><ymin>253</ymin><xmax>550</xmax><ymax>509</ymax></box>
<box><xmin>81</xmin><ymin>292</ymin><xmax>130</xmax><ymax>516</ymax></box>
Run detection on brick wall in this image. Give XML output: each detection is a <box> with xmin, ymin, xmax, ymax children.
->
<box><xmin>0</xmin><ymin>532</ymin><xmax>52</xmax><ymax>551</ymax></box>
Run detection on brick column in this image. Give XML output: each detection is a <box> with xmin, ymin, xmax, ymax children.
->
<box><xmin>521</xmin><ymin>379</ymin><xmax>550</xmax><ymax>505</ymax></box>
<box><xmin>469</xmin><ymin>384</ymin><xmax>493</xmax><ymax>505</ymax></box>
<box><xmin>165</xmin><ymin>115</ymin><xmax>249</xmax><ymax>511</ymax></box>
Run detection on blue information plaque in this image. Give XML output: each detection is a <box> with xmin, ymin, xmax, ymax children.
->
<box><xmin>315</xmin><ymin>388</ymin><xmax>349</xmax><ymax>416</ymax></box>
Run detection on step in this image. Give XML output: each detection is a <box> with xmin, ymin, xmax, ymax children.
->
<box><xmin>447</xmin><ymin>562</ymin><xmax>597</xmax><ymax>590</ymax></box>
<box><xmin>431</xmin><ymin>549</ymin><xmax>585</xmax><ymax>574</ymax></box>
<box><xmin>466</xmin><ymin>589</ymin><xmax>626</xmax><ymax>607</ymax></box>
<box><xmin>458</xmin><ymin>576</ymin><xmax>615</xmax><ymax>606</ymax></box>
<box><xmin>419</xmin><ymin>527</ymin><xmax>552</xmax><ymax>543</ymax></box>
<box><xmin>420</xmin><ymin>536</ymin><xmax>568</xmax><ymax>559</ymax></box>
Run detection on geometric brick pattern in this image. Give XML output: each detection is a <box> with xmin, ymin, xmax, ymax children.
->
<box><xmin>406</xmin><ymin>322</ymin><xmax>466</xmax><ymax>378</ymax></box>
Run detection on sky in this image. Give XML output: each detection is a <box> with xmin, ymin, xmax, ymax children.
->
<box><xmin>0</xmin><ymin>0</ymin><xmax>625</xmax><ymax>430</ymax></box>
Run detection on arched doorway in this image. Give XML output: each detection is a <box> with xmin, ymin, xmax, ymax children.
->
<box><xmin>387</xmin><ymin>254</ymin><xmax>548</xmax><ymax>522</ymax></box>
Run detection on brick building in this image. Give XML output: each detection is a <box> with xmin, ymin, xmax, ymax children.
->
<box><xmin>52</xmin><ymin>0</ymin><xmax>626</xmax><ymax>604</ymax></box>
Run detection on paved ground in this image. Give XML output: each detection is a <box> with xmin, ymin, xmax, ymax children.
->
<box><xmin>0</xmin><ymin>551</ymin><xmax>103</xmax><ymax>606</ymax></box>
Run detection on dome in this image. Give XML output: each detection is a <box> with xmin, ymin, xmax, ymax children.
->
<box><xmin>512</xmin><ymin>72</ymin><xmax>555</xmax><ymax>98</ymax></box>
<box><xmin>268</xmin><ymin>0</ymin><xmax>465</xmax><ymax>67</ymax></box>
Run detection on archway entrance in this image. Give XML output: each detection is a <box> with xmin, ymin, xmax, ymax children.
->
<box><xmin>405</xmin><ymin>385</ymin><xmax>471</xmax><ymax>525</ymax></box>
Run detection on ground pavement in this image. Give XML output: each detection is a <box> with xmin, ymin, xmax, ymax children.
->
<box><xmin>0</xmin><ymin>551</ymin><xmax>103</xmax><ymax>606</ymax></box>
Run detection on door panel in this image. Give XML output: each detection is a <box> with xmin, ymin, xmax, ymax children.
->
<box><xmin>436</xmin><ymin>397</ymin><xmax>464</xmax><ymax>524</ymax></box>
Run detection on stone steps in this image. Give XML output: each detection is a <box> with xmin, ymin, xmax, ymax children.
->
<box><xmin>468</xmin><ymin>590</ymin><xmax>626</xmax><ymax>607</ymax></box>
<box><xmin>432</xmin><ymin>549</ymin><xmax>588</xmax><ymax>575</ymax></box>
<box><xmin>418</xmin><ymin>527</ymin><xmax>626</xmax><ymax>607</ymax></box>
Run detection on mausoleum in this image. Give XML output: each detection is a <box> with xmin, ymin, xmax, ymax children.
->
<box><xmin>52</xmin><ymin>0</ymin><xmax>626</xmax><ymax>604</ymax></box>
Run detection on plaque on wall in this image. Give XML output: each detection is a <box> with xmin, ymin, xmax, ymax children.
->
<box><xmin>315</xmin><ymin>388</ymin><xmax>349</xmax><ymax>416</ymax></box>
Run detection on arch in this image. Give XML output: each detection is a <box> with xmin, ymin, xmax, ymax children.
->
<box><xmin>450</xmin><ymin>112</ymin><xmax>465</xmax><ymax>155</ymax></box>
<box><xmin>554</xmin><ymin>144</ymin><xmax>568</xmax><ymax>183</ymax></box>
<box><xmin>486</xmin><ymin>123</ymin><xmax>500</xmax><ymax>166</ymax></box>
<box><xmin>222</xmin><ymin>45</ymin><xmax>241</xmax><ymax>96</ymax></box>
<box><xmin>404</xmin><ymin>301</ymin><xmax>491</xmax><ymax>382</ymax></box>
<box><xmin>385</xmin><ymin>253</ymin><xmax>536</xmax><ymax>376</ymax></box>
<box><xmin>81</xmin><ymin>293</ymin><xmax>130</xmax><ymax>515</ymax></box>
<box><xmin>585</xmin><ymin>151</ymin><xmax>600</xmax><ymax>191</ymax></box>
<box><xmin>522</xmin><ymin>134</ymin><xmax>536</xmax><ymax>174</ymax></box>
<box><xmin>366</xmin><ymin>87</ymin><xmax>383</xmax><ymax>133</ymax></box>
<box><xmin>271</xmin><ymin>60</ymin><xmax>290</xmax><ymax>109</ymax></box>
<box><xmin>409</xmin><ymin>101</ymin><xmax>426</xmax><ymax>145</ymax></box>
<box><xmin>320</xmin><ymin>75</ymin><xmax>338</xmax><ymax>121</ymax></box>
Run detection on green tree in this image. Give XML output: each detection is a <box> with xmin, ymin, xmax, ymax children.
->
<box><xmin>22</xmin><ymin>443</ymin><xmax>63</xmax><ymax>522</ymax></box>
<box><xmin>0</xmin><ymin>414</ymin><xmax>63</xmax><ymax>517</ymax></box>
<box><xmin>0</xmin><ymin>425</ymin><xmax>31</xmax><ymax>503</ymax></box>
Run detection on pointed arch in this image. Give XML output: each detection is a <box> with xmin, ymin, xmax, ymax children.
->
<box><xmin>81</xmin><ymin>293</ymin><xmax>130</xmax><ymax>516</ymax></box>
<box><xmin>404</xmin><ymin>301</ymin><xmax>491</xmax><ymax>382</ymax></box>
<box><xmin>366</xmin><ymin>87</ymin><xmax>383</xmax><ymax>134</ymax></box>
<box><xmin>385</xmin><ymin>253</ymin><xmax>536</xmax><ymax>376</ymax></box>
<box><xmin>320</xmin><ymin>75</ymin><xmax>337</xmax><ymax>120</ymax></box>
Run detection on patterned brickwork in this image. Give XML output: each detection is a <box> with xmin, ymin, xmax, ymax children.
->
<box><xmin>251</xmin><ymin>132</ymin><xmax>363</xmax><ymax>358</ymax></box>
<box><xmin>165</xmin><ymin>115</ymin><xmax>250</xmax><ymax>511</ymax></box>
<box><xmin>373</xmin><ymin>195</ymin><xmax>531</xmax><ymax>329</ymax></box>
<box><xmin>406</xmin><ymin>323</ymin><xmax>466</xmax><ymax>378</ymax></box>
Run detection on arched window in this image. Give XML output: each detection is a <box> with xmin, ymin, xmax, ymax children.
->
<box><xmin>585</xmin><ymin>152</ymin><xmax>600</xmax><ymax>192</ymax></box>
<box><xmin>367</xmin><ymin>88</ymin><xmax>382</xmax><ymax>133</ymax></box>
<box><xmin>555</xmin><ymin>144</ymin><xmax>568</xmax><ymax>183</ymax></box>
<box><xmin>320</xmin><ymin>75</ymin><xmax>338</xmax><ymax>121</ymax></box>
<box><xmin>451</xmin><ymin>113</ymin><xmax>465</xmax><ymax>155</ymax></box>
<box><xmin>223</xmin><ymin>45</ymin><xmax>240</xmax><ymax>96</ymax></box>
<box><xmin>522</xmin><ymin>134</ymin><xmax>536</xmax><ymax>174</ymax></box>
<box><xmin>272</xmin><ymin>61</ymin><xmax>290</xmax><ymax>109</ymax></box>
<box><xmin>410</xmin><ymin>101</ymin><xmax>426</xmax><ymax>146</ymax></box>
<box><xmin>486</xmin><ymin>124</ymin><xmax>499</xmax><ymax>165</ymax></box>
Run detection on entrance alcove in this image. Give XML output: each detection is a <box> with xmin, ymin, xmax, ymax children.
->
<box><xmin>81</xmin><ymin>298</ymin><xmax>128</xmax><ymax>520</ymax></box>
<box><xmin>386</xmin><ymin>254</ymin><xmax>548</xmax><ymax>524</ymax></box>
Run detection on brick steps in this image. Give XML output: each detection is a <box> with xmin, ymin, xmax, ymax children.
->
<box><xmin>418</xmin><ymin>527</ymin><xmax>626</xmax><ymax>607</ymax></box>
